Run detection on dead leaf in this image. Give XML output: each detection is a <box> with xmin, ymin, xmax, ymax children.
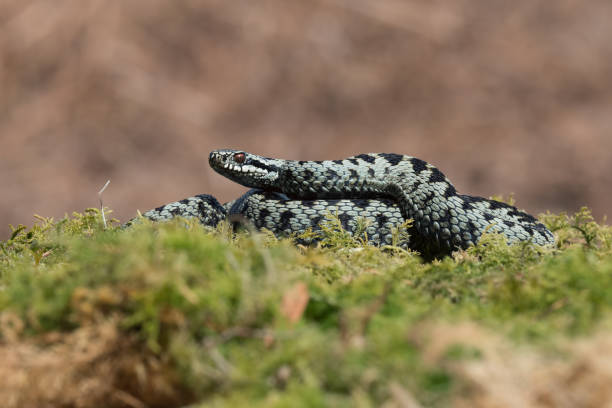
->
<box><xmin>281</xmin><ymin>282</ymin><xmax>309</xmax><ymax>324</ymax></box>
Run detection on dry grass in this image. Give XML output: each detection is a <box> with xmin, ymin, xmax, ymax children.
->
<box><xmin>0</xmin><ymin>319</ymin><xmax>192</xmax><ymax>408</ymax></box>
<box><xmin>412</xmin><ymin>322</ymin><xmax>612</xmax><ymax>408</ymax></box>
<box><xmin>7</xmin><ymin>320</ymin><xmax>612</xmax><ymax>407</ymax></box>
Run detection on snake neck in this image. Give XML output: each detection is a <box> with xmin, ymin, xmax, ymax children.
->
<box><xmin>278</xmin><ymin>156</ymin><xmax>430</xmax><ymax>197</ymax></box>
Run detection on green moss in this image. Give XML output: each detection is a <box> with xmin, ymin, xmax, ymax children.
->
<box><xmin>0</xmin><ymin>207</ymin><xmax>611</xmax><ymax>406</ymax></box>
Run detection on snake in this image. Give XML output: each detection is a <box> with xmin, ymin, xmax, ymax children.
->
<box><xmin>131</xmin><ymin>149</ymin><xmax>554</xmax><ymax>258</ymax></box>
<box><xmin>132</xmin><ymin>190</ymin><xmax>408</xmax><ymax>248</ymax></box>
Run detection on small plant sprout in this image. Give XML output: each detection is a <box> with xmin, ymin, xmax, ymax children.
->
<box><xmin>98</xmin><ymin>180</ymin><xmax>111</xmax><ymax>229</ymax></box>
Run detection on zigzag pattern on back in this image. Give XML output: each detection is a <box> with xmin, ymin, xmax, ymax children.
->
<box><xmin>127</xmin><ymin>149</ymin><xmax>554</xmax><ymax>258</ymax></box>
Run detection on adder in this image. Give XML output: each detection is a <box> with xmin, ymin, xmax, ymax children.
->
<box><xmin>132</xmin><ymin>149</ymin><xmax>554</xmax><ymax>258</ymax></box>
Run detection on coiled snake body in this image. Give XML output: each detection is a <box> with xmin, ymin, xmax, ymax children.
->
<box><xmin>134</xmin><ymin>149</ymin><xmax>554</xmax><ymax>257</ymax></box>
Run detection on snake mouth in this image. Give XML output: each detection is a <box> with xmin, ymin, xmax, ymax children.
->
<box><xmin>210</xmin><ymin>151</ymin><xmax>267</xmax><ymax>176</ymax></box>
<box><xmin>209</xmin><ymin>149</ymin><xmax>281</xmax><ymax>188</ymax></box>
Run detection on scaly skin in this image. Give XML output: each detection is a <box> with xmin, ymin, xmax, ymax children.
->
<box><xmin>227</xmin><ymin>189</ymin><xmax>407</xmax><ymax>247</ymax></box>
<box><xmin>209</xmin><ymin>149</ymin><xmax>554</xmax><ymax>257</ymax></box>
<box><xmin>128</xmin><ymin>189</ymin><xmax>407</xmax><ymax>248</ymax></box>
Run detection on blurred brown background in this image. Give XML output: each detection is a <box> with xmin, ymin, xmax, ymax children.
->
<box><xmin>1</xmin><ymin>0</ymin><xmax>611</xmax><ymax>237</ymax></box>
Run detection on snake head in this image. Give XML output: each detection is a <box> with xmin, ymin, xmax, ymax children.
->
<box><xmin>209</xmin><ymin>149</ymin><xmax>282</xmax><ymax>189</ymax></box>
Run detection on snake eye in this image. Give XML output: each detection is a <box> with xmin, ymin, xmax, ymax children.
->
<box><xmin>233</xmin><ymin>152</ymin><xmax>246</xmax><ymax>164</ymax></box>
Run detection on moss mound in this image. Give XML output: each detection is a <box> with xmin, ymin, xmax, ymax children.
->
<box><xmin>1</xmin><ymin>207</ymin><xmax>611</xmax><ymax>407</ymax></box>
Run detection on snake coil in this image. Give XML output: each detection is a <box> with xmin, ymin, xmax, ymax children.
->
<box><xmin>133</xmin><ymin>149</ymin><xmax>554</xmax><ymax>258</ymax></box>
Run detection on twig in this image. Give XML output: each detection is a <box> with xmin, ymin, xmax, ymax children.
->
<box><xmin>98</xmin><ymin>180</ymin><xmax>111</xmax><ymax>228</ymax></box>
